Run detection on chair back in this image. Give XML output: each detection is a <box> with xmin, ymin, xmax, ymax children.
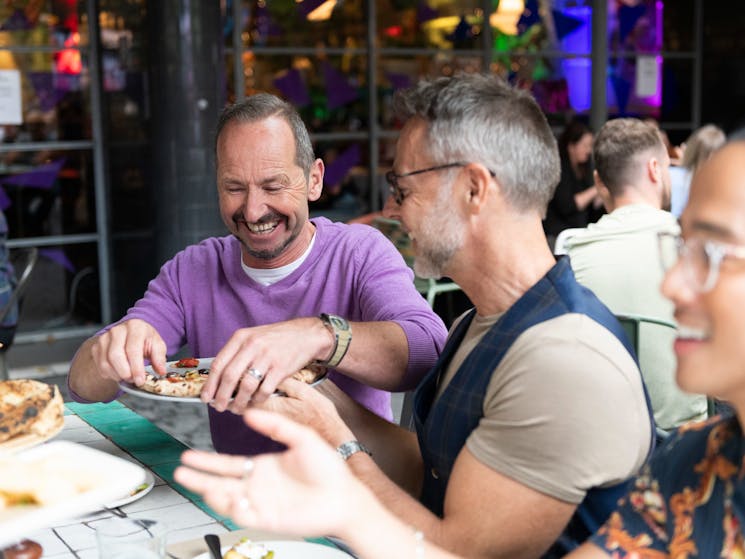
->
<box><xmin>0</xmin><ymin>246</ymin><xmax>38</xmax><ymax>358</ymax></box>
<box><xmin>614</xmin><ymin>312</ymin><xmax>707</xmax><ymax>439</ymax></box>
<box><xmin>553</xmin><ymin>227</ymin><xmax>586</xmax><ymax>255</ymax></box>
<box><xmin>0</xmin><ymin>247</ymin><xmax>38</xmax><ymax>326</ymax></box>
<box><xmin>614</xmin><ymin>313</ymin><xmax>677</xmax><ymax>357</ymax></box>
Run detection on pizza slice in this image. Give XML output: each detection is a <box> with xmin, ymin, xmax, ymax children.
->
<box><xmin>137</xmin><ymin>362</ymin><xmax>327</xmax><ymax>399</ymax></box>
<box><xmin>139</xmin><ymin>370</ymin><xmax>208</xmax><ymax>398</ymax></box>
<box><xmin>0</xmin><ymin>380</ymin><xmax>64</xmax><ymax>444</ymax></box>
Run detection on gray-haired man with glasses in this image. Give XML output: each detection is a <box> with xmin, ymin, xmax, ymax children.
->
<box><xmin>260</xmin><ymin>73</ymin><xmax>654</xmax><ymax>558</ymax></box>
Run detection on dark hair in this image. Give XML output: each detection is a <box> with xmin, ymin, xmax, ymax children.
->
<box><xmin>214</xmin><ymin>93</ymin><xmax>315</xmax><ymax>175</ymax></box>
<box><xmin>558</xmin><ymin>119</ymin><xmax>592</xmax><ymax>160</ymax></box>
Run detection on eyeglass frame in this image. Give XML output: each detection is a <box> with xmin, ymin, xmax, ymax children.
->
<box><xmin>385</xmin><ymin>162</ymin><xmax>496</xmax><ymax>206</ymax></box>
<box><xmin>657</xmin><ymin>231</ymin><xmax>745</xmax><ymax>293</ymax></box>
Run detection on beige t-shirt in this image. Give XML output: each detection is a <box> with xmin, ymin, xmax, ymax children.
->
<box><xmin>438</xmin><ymin>311</ymin><xmax>651</xmax><ymax>505</ymax></box>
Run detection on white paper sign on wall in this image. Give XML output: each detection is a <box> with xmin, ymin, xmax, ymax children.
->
<box><xmin>635</xmin><ymin>55</ymin><xmax>659</xmax><ymax>98</ymax></box>
<box><xmin>0</xmin><ymin>69</ymin><xmax>22</xmax><ymax>125</ymax></box>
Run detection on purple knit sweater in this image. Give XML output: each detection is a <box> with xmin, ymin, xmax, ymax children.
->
<box><xmin>80</xmin><ymin>217</ymin><xmax>447</xmax><ymax>454</ymax></box>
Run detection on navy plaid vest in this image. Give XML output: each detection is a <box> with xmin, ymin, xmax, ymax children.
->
<box><xmin>413</xmin><ymin>257</ymin><xmax>655</xmax><ymax>556</ymax></box>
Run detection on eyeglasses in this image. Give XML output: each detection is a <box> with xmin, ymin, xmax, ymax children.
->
<box><xmin>385</xmin><ymin>162</ymin><xmax>495</xmax><ymax>206</ymax></box>
<box><xmin>658</xmin><ymin>232</ymin><xmax>745</xmax><ymax>293</ymax></box>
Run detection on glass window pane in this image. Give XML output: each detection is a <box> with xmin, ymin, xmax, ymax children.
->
<box><xmin>1</xmin><ymin>148</ymin><xmax>95</xmax><ymax>238</ymax></box>
<box><xmin>240</xmin><ymin>0</ymin><xmax>366</xmax><ymax>48</ymax></box>
<box><xmin>379</xmin><ymin>1</ymin><xmax>488</xmax><ymax>50</ymax></box>
<box><xmin>608</xmin><ymin>0</ymin><xmax>662</xmax><ymax>53</ymax></box>
<box><xmin>0</xmin><ymin>51</ymin><xmax>92</xmax><ymax>141</ymax></box>
<box><xmin>0</xmin><ymin>1</ymin><xmax>87</xmax><ymax>49</ymax></box>
<box><xmin>239</xmin><ymin>55</ymin><xmax>368</xmax><ymax>134</ymax></box>
<box><xmin>18</xmin><ymin>242</ymin><xmax>100</xmax><ymax>332</ymax></box>
<box><xmin>660</xmin><ymin>58</ymin><xmax>692</xmax><ymax>123</ymax></box>
<box><xmin>310</xmin><ymin>140</ymin><xmax>369</xmax><ymax>221</ymax></box>
<box><xmin>663</xmin><ymin>0</ymin><xmax>694</xmax><ymax>52</ymax></box>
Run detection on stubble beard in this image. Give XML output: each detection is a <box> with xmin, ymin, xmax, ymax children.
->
<box><xmin>413</xmin><ymin>185</ymin><xmax>464</xmax><ymax>279</ymax></box>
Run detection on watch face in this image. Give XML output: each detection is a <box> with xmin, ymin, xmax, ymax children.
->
<box><xmin>329</xmin><ymin>315</ymin><xmax>350</xmax><ymax>331</ymax></box>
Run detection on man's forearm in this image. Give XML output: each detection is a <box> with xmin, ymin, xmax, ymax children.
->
<box><xmin>346</xmin><ymin>451</ymin><xmax>445</xmax><ymax>548</ymax></box>
<box><xmin>68</xmin><ymin>336</ymin><xmax>119</xmax><ymax>402</ymax></box>
<box><xmin>339</xmin><ymin>482</ymin><xmax>459</xmax><ymax>559</ymax></box>
<box><xmin>321</xmin><ymin>381</ymin><xmax>423</xmax><ymax>493</ymax></box>
<box><xmin>336</xmin><ymin>321</ymin><xmax>410</xmax><ymax>390</ymax></box>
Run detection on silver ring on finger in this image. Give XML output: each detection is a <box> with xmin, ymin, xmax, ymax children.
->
<box><xmin>245</xmin><ymin>367</ymin><xmax>264</xmax><ymax>382</ymax></box>
<box><xmin>237</xmin><ymin>496</ymin><xmax>251</xmax><ymax>512</ymax></box>
<box><xmin>241</xmin><ymin>458</ymin><xmax>255</xmax><ymax>479</ymax></box>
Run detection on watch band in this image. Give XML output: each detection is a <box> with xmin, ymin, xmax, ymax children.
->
<box><xmin>336</xmin><ymin>440</ymin><xmax>372</xmax><ymax>461</ymax></box>
<box><xmin>318</xmin><ymin>313</ymin><xmax>352</xmax><ymax>368</ymax></box>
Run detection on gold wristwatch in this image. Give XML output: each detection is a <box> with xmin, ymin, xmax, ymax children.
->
<box><xmin>318</xmin><ymin>313</ymin><xmax>352</xmax><ymax>368</ymax></box>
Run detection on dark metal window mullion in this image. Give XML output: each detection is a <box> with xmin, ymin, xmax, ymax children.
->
<box><xmin>87</xmin><ymin>0</ymin><xmax>113</xmax><ymax>325</ymax></box>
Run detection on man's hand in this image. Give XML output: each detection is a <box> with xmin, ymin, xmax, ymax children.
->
<box><xmin>254</xmin><ymin>378</ymin><xmax>356</xmax><ymax>447</ymax></box>
<box><xmin>175</xmin><ymin>409</ymin><xmax>366</xmax><ymax>539</ymax></box>
<box><xmin>89</xmin><ymin>319</ymin><xmax>168</xmax><ymax>386</ymax></box>
<box><xmin>201</xmin><ymin>317</ymin><xmax>334</xmax><ymax>412</ymax></box>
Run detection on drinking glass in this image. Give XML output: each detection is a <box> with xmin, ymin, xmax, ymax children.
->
<box><xmin>95</xmin><ymin>517</ymin><xmax>167</xmax><ymax>559</ymax></box>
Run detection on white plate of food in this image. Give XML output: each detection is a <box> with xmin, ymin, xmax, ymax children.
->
<box><xmin>104</xmin><ymin>470</ymin><xmax>155</xmax><ymax>509</ymax></box>
<box><xmin>193</xmin><ymin>539</ymin><xmax>352</xmax><ymax>559</ymax></box>
<box><xmin>118</xmin><ymin>357</ymin><xmax>214</xmax><ymax>403</ymax></box>
<box><xmin>0</xmin><ymin>441</ymin><xmax>146</xmax><ymax>548</ymax></box>
<box><xmin>119</xmin><ymin>358</ymin><xmax>327</xmax><ymax>403</ymax></box>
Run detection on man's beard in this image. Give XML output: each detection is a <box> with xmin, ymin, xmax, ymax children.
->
<box><xmin>233</xmin><ymin>212</ymin><xmax>298</xmax><ymax>261</ymax></box>
<box><xmin>413</xmin><ymin>185</ymin><xmax>464</xmax><ymax>279</ymax></box>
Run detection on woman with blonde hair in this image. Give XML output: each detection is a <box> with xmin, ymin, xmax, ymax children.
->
<box><xmin>670</xmin><ymin>123</ymin><xmax>726</xmax><ymax>217</ymax></box>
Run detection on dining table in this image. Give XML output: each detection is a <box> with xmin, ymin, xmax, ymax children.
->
<box><xmin>17</xmin><ymin>400</ymin><xmax>351</xmax><ymax>558</ymax></box>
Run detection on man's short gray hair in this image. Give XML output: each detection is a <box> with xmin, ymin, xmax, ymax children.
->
<box><xmin>215</xmin><ymin>93</ymin><xmax>315</xmax><ymax>175</ymax></box>
<box><xmin>593</xmin><ymin>118</ymin><xmax>666</xmax><ymax>197</ymax></box>
<box><xmin>391</xmin><ymin>73</ymin><xmax>560</xmax><ymax>213</ymax></box>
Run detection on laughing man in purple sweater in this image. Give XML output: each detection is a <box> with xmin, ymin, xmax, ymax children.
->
<box><xmin>68</xmin><ymin>94</ymin><xmax>447</xmax><ymax>455</ymax></box>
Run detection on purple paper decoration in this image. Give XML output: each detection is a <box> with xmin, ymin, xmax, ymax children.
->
<box><xmin>27</xmin><ymin>73</ymin><xmax>64</xmax><ymax>113</ymax></box>
<box><xmin>385</xmin><ymin>72</ymin><xmax>412</xmax><ymax>91</ymax></box>
<box><xmin>2</xmin><ymin>158</ymin><xmax>66</xmax><ymax>190</ymax></box>
<box><xmin>0</xmin><ymin>9</ymin><xmax>31</xmax><ymax>31</ymax></box>
<box><xmin>0</xmin><ymin>188</ymin><xmax>11</xmax><ymax>211</ymax></box>
<box><xmin>618</xmin><ymin>3</ymin><xmax>647</xmax><ymax>43</ymax></box>
<box><xmin>254</xmin><ymin>3</ymin><xmax>282</xmax><ymax>43</ymax></box>
<box><xmin>274</xmin><ymin>69</ymin><xmax>311</xmax><ymax>107</ymax></box>
<box><xmin>39</xmin><ymin>248</ymin><xmax>76</xmax><ymax>273</ymax></box>
<box><xmin>297</xmin><ymin>0</ymin><xmax>327</xmax><ymax>17</ymax></box>
<box><xmin>517</xmin><ymin>0</ymin><xmax>541</xmax><ymax>35</ymax></box>
<box><xmin>323</xmin><ymin>144</ymin><xmax>361</xmax><ymax>188</ymax></box>
<box><xmin>532</xmin><ymin>79</ymin><xmax>570</xmax><ymax>114</ymax></box>
<box><xmin>552</xmin><ymin>9</ymin><xmax>585</xmax><ymax>41</ymax></box>
<box><xmin>416</xmin><ymin>1</ymin><xmax>438</xmax><ymax>24</ymax></box>
<box><xmin>322</xmin><ymin>62</ymin><xmax>359</xmax><ymax>110</ymax></box>
<box><xmin>27</xmin><ymin>72</ymin><xmax>80</xmax><ymax>113</ymax></box>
